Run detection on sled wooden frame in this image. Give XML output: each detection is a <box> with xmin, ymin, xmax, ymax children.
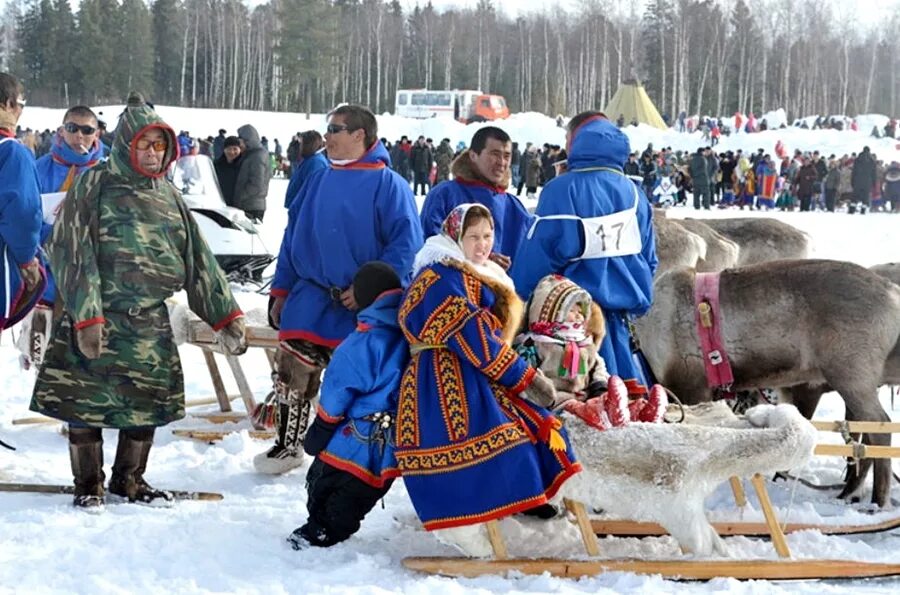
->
<box><xmin>186</xmin><ymin>319</ymin><xmax>279</xmax><ymax>425</ymax></box>
<box><xmin>402</xmin><ymin>475</ymin><xmax>900</xmax><ymax>581</ymax></box>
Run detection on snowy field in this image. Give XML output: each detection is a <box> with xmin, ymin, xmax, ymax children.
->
<box><xmin>4</xmin><ymin>103</ymin><xmax>900</xmax><ymax>593</ymax></box>
<box><xmin>17</xmin><ymin>103</ymin><xmax>900</xmax><ymax>166</ymax></box>
<box><xmin>2</xmin><ymin>174</ymin><xmax>900</xmax><ymax>594</ymax></box>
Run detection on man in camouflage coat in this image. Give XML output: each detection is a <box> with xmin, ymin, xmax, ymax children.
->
<box><xmin>30</xmin><ymin>92</ymin><xmax>247</xmax><ymax>509</ymax></box>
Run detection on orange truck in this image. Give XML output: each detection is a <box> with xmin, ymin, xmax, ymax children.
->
<box><xmin>394</xmin><ymin>89</ymin><xmax>510</xmax><ymax>123</ymax></box>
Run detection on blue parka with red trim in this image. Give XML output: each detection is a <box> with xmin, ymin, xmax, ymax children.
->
<box><xmin>0</xmin><ymin>134</ymin><xmax>44</xmax><ymax>330</ymax></box>
<box><xmin>34</xmin><ymin>135</ymin><xmax>104</xmax><ymax>305</ymax></box>
<box><xmin>419</xmin><ymin>150</ymin><xmax>533</xmax><ymax>259</ymax></box>
<box><xmin>271</xmin><ymin>141</ymin><xmax>423</xmax><ymax>347</ymax></box>
<box><xmin>509</xmin><ymin>117</ymin><xmax>657</xmax><ymax>392</ymax></box>
<box><xmin>312</xmin><ymin>289</ymin><xmax>406</xmax><ymax>488</ymax></box>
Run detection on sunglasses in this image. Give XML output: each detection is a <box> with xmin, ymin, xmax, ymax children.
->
<box><xmin>135</xmin><ymin>138</ymin><xmax>168</xmax><ymax>151</ymax></box>
<box><xmin>326</xmin><ymin>123</ymin><xmax>355</xmax><ymax>135</ymax></box>
<box><xmin>64</xmin><ymin>122</ymin><xmax>97</xmax><ymax>135</ymax></box>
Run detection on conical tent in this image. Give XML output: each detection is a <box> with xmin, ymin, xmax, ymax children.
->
<box><xmin>603</xmin><ymin>80</ymin><xmax>668</xmax><ymax>130</ymax></box>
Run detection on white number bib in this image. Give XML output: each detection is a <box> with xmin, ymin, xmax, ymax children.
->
<box><xmin>580</xmin><ymin>193</ymin><xmax>642</xmax><ymax>259</ymax></box>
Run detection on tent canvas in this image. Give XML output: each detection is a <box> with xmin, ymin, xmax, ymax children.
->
<box><xmin>604</xmin><ymin>80</ymin><xmax>668</xmax><ymax>130</ymax></box>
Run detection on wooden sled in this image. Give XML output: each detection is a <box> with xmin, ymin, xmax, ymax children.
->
<box><xmin>591</xmin><ymin>515</ymin><xmax>900</xmax><ymax>538</ymax></box>
<box><xmin>402</xmin><ymin>477</ymin><xmax>900</xmax><ymax>581</ymax></box>
<box><xmin>402</xmin><ymin>557</ymin><xmax>900</xmax><ymax>581</ymax></box>
<box><xmin>0</xmin><ymin>482</ymin><xmax>223</xmax><ymax>501</ymax></box>
<box><xmin>172</xmin><ymin>429</ymin><xmax>274</xmax><ymax>442</ymax></box>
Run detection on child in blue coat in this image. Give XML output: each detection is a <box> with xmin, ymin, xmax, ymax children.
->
<box><xmin>288</xmin><ymin>261</ymin><xmax>407</xmax><ymax>549</ymax></box>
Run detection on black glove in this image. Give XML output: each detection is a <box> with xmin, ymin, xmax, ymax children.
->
<box><xmin>587</xmin><ymin>379</ymin><xmax>609</xmax><ymax>399</ymax></box>
<box><xmin>303</xmin><ymin>415</ymin><xmax>340</xmax><ymax>457</ymax></box>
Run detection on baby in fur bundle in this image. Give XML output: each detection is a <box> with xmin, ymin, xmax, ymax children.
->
<box><xmin>515</xmin><ymin>274</ymin><xmax>666</xmax><ymax>428</ymax></box>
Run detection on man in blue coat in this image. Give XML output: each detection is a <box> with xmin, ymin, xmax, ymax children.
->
<box><xmin>419</xmin><ymin>126</ymin><xmax>533</xmax><ymax>270</ymax></box>
<box><xmin>34</xmin><ymin>106</ymin><xmax>104</xmax><ymax>307</ymax></box>
<box><xmin>289</xmin><ymin>262</ymin><xmax>406</xmax><ymax>549</ymax></box>
<box><xmin>511</xmin><ymin>112</ymin><xmax>658</xmax><ymax>396</ymax></box>
<box><xmin>0</xmin><ymin>73</ymin><xmax>45</xmax><ymax>340</ymax></box>
<box><xmin>261</xmin><ymin>104</ymin><xmax>422</xmax><ymax>474</ymax></box>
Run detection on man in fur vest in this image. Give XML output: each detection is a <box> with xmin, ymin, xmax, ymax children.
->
<box><xmin>263</xmin><ymin>104</ymin><xmax>422</xmax><ymax>474</ymax></box>
<box><xmin>419</xmin><ymin>126</ymin><xmax>533</xmax><ymax>270</ymax></box>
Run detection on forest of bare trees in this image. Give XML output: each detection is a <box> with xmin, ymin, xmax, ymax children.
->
<box><xmin>1</xmin><ymin>0</ymin><xmax>897</xmax><ymax>121</ymax></box>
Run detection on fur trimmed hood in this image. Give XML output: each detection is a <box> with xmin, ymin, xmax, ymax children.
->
<box><xmin>526</xmin><ymin>274</ymin><xmax>605</xmax><ymax>348</ymax></box>
<box><xmin>451</xmin><ymin>149</ymin><xmax>512</xmax><ymax>192</ymax></box>
<box><xmin>443</xmin><ymin>258</ymin><xmax>524</xmax><ymax>345</ymax></box>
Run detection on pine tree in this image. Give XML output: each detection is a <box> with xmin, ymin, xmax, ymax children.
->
<box><xmin>116</xmin><ymin>0</ymin><xmax>154</xmax><ymax>97</ymax></box>
<box><xmin>152</xmin><ymin>0</ymin><xmax>183</xmax><ymax>103</ymax></box>
<box><xmin>45</xmin><ymin>0</ymin><xmax>77</xmax><ymax>104</ymax></box>
<box><xmin>276</xmin><ymin>0</ymin><xmax>338</xmax><ymax>112</ymax></box>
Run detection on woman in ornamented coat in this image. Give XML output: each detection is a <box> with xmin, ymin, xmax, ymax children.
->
<box><xmin>395</xmin><ymin>203</ymin><xmax>581</xmax><ymax>555</ymax></box>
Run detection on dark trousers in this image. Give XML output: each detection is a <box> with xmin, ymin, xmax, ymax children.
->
<box><xmin>413</xmin><ymin>171</ymin><xmax>430</xmax><ymax>196</ymax></box>
<box><xmin>693</xmin><ymin>186</ymin><xmax>710</xmax><ymax>209</ymax></box>
<box><xmin>300</xmin><ymin>458</ymin><xmax>393</xmax><ymax>547</ymax></box>
<box><xmin>825</xmin><ymin>188</ymin><xmax>837</xmax><ymax>212</ymax></box>
<box><xmin>799</xmin><ymin>194</ymin><xmax>813</xmax><ymax>212</ymax></box>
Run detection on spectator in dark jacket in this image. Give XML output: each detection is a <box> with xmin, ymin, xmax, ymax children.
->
<box><xmin>410</xmin><ymin>136</ymin><xmax>433</xmax><ymax>196</ymax></box>
<box><xmin>850</xmin><ymin>146</ymin><xmax>877</xmax><ymax>214</ymax></box>
<box><xmin>824</xmin><ymin>159</ymin><xmax>841</xmax><ymax>212</ymax></box>
<box><xmin>213</xmin><ymin>129</ymin><xmax>226</xmax><ymax>160</ymax></box>
<box><xmin>795</xmin><ymin>159</ymin><xmax>819</xmax><ymax>211</ymax></box>
<box><xmin>234</xmin><ymin>124</ymin><xmax>270</xmax><ymax>221</ymax></box>
<box><xmin>215</xmin><ymin>136</ymin><xmax>243</xmax><ymax>207</ymax></box>
<box><xmin>623</xmin><ymin>153</ymin><xmax>640</xmax><ymax>177</ymax></box>
<box><xmin>690</xmin><ymin>148</ymin><xmax>711</xmax><ymax>209</ymax></box>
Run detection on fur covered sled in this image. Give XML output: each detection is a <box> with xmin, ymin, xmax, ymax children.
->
<box><xmin>403</xmin><ymin>404</ymin><xmax>900</xmax><ymax>581</ymax></box>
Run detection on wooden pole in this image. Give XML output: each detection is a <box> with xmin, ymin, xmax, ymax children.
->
<box><xmin>225</xmin><ymin>354</ymin><xmax>258</xmax><ymax>415</ymax></box>
<box><xmin>812</xmin><ymin>420</ymin><xmax>900</xmax><ymax>434</ymax></box>
<box><xmin>814</xmin><ymin>443</ymin><xmax>900</xmax><ymax>458</ymax></box>
<box><xmin>485</xmin><ymin>520</ymin><xmax>508</xmax><ymax>560</ymax></box>
<box><xmin>11</xmin><ymin>417</ymin><xmax>58</xmax><ymax>426</ymax></box>
<box><xmin>729</xmin><ymin>476</ymin><xmax>747</xmax><ymax>508</ymax></box>
<box><xmin>750</xmin><ymin>474</ymin><xmax>791</xmax><ymax>558</ymax></box>
<box><xmin>564</xmin><ymin>498</ymin><xmax>600</xmax><ymax>556</ymax></box>
<box><xmin>202</xmin><ymin>349</ymin><xmax>232</xmax><ymax>413</ymax></box>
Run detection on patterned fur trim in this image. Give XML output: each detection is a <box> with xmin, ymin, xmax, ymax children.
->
<box><xmin>443</xmin><ymin>259</ymin><xmax>524</xmax><ymax>345</ymax></box>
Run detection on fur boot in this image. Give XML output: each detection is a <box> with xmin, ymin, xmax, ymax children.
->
<box><xmin>108</xmin><ymin>428</ymin><xmax>173</xmax><ymax>504</ymax></box>
<box><xmin>254</xmin><ymin>346</ymin><xmax>325</xmax><ymax>474</ymax></box>
<box><xmin>68</xmin><ymin>427</ymin><xmax>105</xmax><ymax>510</ymax></box>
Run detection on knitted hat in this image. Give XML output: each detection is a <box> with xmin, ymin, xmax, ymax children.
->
<box><xmin>353</xmin><ymin>262</ymin><xmax>401</xmax><ymax>311</ymax></box>
<box><xmin>527</xmin><ymin>274</ymin><xmax>592</xmax><ymax>327</ymax></box>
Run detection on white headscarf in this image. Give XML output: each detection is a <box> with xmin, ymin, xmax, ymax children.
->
<box><xmin>411</xmin><ymin>203</ymin><xmax>514</xmax><ymax>289</ymax></box>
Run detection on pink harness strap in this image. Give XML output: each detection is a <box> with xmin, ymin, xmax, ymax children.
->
<box><xmin>694</xmin><ymin>272</ymin><xmax>735</xmax><ymax>389</ymax></box>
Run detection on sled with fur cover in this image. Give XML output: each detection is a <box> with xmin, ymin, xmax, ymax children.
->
<box><xmin>402</xmin><ymin>404</ymin><xmax>900</xmax><ymax>581</ymax></box>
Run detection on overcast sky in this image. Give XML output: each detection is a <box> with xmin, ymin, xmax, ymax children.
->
<box><xmin>405</xmin><ymin>0</ymin><xmax>895</xmax><ymax>30</ymax></box>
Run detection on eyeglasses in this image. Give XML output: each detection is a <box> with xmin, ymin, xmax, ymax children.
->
<box><xmin>326</xmin><ymin>123</ymin><xmax>354</xmax><ymax>135</ymax></box>
<box><xmin>64</xmin><ymin>122</ymin><xmax>97</xmax><ymax>135</ymax></box>
<box><xmin>135</xmin><ymin>138</ymin><xmax>167</xmax><ymax>151</ymax></box>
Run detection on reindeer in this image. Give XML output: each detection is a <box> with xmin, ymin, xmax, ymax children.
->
<box><xmin>635</xmin><ymin>260</ymin><xmax>900</xmax><ymax>508</ymax></box>
<box><xmin>688</xmin><ymin>217</ymin><xmax>810</xmax><ymax>266</ymax></box>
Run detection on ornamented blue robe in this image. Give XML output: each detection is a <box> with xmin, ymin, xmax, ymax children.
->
<box><xmin>395</xmin><ymin>259</ymin><xmax>581</xmax><ymax>530</ymax></box>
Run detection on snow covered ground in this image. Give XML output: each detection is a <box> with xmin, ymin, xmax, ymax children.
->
<box><xmin>18</xmin><ymin>103</ymin><xmax>900</xmax><ymax>166</ymax></box>
<box><xmin>3</xmin><ymin>148</ymin><xmax>900</xmax><ymax>592</ymax></box>
<box><xmin>0</xmin><ymin>101</ymin><xmax>900</xmax><ymax>595</ymax></box>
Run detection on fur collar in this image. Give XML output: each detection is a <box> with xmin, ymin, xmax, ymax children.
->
<box><xmin>412</xmin><ymin>234</ymin><xmax>514</xmax><ymax>291</ymax></box>
<box><xmin>451</xmin><ymin>149</ymin><xmax>511</xmax><ymax>192</ymax></box>
<box><xmin>442</xmin><ymin>259</ymin><xmax>524</xmax><ymax>345</ymax></box>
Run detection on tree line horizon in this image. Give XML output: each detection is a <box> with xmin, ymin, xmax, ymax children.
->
<box><xmin>1</xmin><ymin>0</ymin><xmax>896</xmax><ymax>121</ymax></box>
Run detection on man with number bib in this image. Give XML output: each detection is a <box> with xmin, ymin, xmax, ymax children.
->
<box><xmin>511</xmin><ymin>111</ymin><xmax>657</xmax><ymax>397</ymax></box>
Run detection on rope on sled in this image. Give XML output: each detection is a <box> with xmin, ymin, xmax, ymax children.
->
<box><xmin>661</xmin><ymin>387</ymin><xmax>685</xmax><ymax>424</ymax></box>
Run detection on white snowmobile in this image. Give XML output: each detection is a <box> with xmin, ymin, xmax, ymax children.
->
<box><xmin>168</xmin><ymin>154</ymin><xmax>274</xmax><ymax>284</ymax></box>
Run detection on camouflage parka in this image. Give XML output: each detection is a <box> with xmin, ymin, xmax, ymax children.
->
<box><xmin>30</xmin><ymin>92</ymin><xmax>242</xmax><ymax>428</ymax></box>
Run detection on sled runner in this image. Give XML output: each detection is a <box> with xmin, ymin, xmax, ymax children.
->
<box><xmin>0</xmin><ymin>482</ymin><xmax>223</xmax><ymax>501</ymax></box>
<box><xmin>590</xmin><ymin>515</ymin><xmax>900</xmax><ymax>538</ymax></box>
<box><xmin>171</xmin><ymin>429</ymin><xmax>274</xmax><ymax>442</ymax></box>
<box><xmin>402</xmin><ymin>480</ymin><xmax>900</xmax><ymax>581</ymax></box>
